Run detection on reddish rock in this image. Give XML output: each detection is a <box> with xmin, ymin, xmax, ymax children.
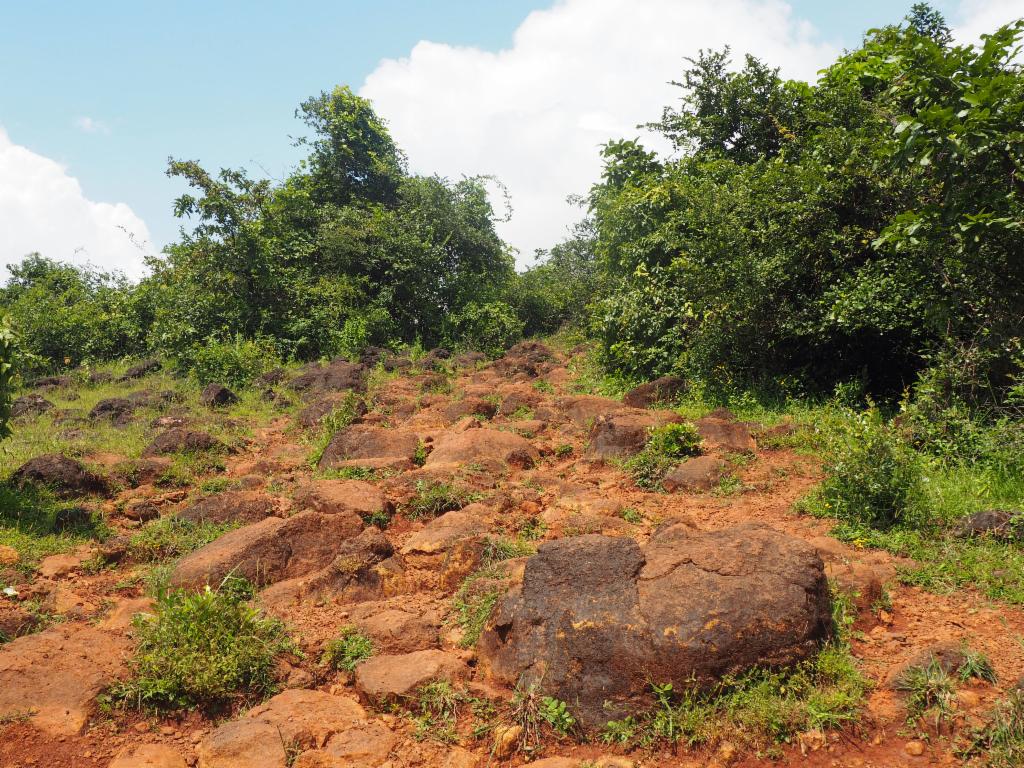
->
<box><xmin>293</xmin><ymin>721</ymin><xmax>398</xmax><ymax>768</ymax></box>
<box><xmin>622</xmin><ymin>375</ymin><xmax>686</xmax><ymax>408</ymax></box>
<box><xmin>586</xmin><ymin>410</ymin><xmax>681</xmax><ymax>460</ymax></box>
<box><xmin>88</xmin><ymin>397</ymin><xmax>136</xmax><ymax>425</ymax></box>
<box><xmin>246</xmin><ymin>689</ymin><xmax>366</xmax><ymax>750</ymax></box>
<box><xmin>662</xmin><ymin>455</ymin><xmax>728</xmax><ymax>492</ymax></box>
<box><xmin>293</xmin><ymin>480</ymin><xmax>387</xmax><ymax>518</ymax></box>
<box><xmin>178</xmin><ymin>491</ymin><xmax>281</xmax><ymax>525</ymax></box>
<box><xmin>200</xmin><ymin>383</ymin><xmax>239</xmax><ymax>408</ymax></box>
<box><xmin>117</xmin><ymin>358</ymin><xmax>162</xmax><ymax>381</ymax></box>
<box><xmin>142</xmin><ymin>428</ymin><xmax>226</xmax><ymax>457</ymax></box>
<box><xmin>558</xmin><ymin>395</ymin><xmax>624</xmax><ymax>428</ymax></box>
<box><xmin>443</xmin><ymin>396</ymin><xmax>498</xmax><ymax>423</ymax></box>
<box><xmin>290</xmin><ymin>360</ymin><xmax>367</xmax><ymax>394</ymax></box>
<box><xmin>354</xmin><ymin>649</ymin><xmax>468</xmax><ymax>703</ymax></box>
<box><xmin>196</xmin><ymin>719</ymin><xmax>285</xmax><ymax>768</ymax></box>
<box><xmin>170</xmin><ymin>510</ymin><xmax>363</xmax><ymax>590</ymax></box>
<box><xmin>318</xmin><ymin>425</ymin><xmax>420</xmax><ymax>470</ymax></box>
<box><xmin>695</xmin><ymin>416</ymin><xmax>756</xmax><ymax>452</ymax></box>
<box><xmin>425</xmin><ymin>428</ymin><xmax>538</xmax><ymax>470</ymax></box>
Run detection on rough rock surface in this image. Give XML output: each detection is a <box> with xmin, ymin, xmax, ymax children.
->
<box><xmin>196</xmin><ymin>719</ymin><xmax>286</xmax><ymax>768</ymax></box>
<box><xmin>695</xmin><ymin>415</ymin><xmax>756</xmax><ymax>452</ymax></box>
<box><xmin>622</xmin><ymin>375</ymin><xmax>687</xmax><ymax>408</ymax></box>
<box><xmin>954</xmin><ymin>508</ymin><xmax>1024</xmax><ymax>540</ymax></box>
<box><xmin>294</xmin><ymin>720</ymin><xmax>398</xmax><ymax>768</ymax></box>
<box><xmin>177</xmin><ymin>491</ymin><xmax>280</xmax><ymax>525</ymax></box>
<box><xmin>662</xmin><ymin>455</ymin><xmax>728</xmax><ymax>492</ymax></box>
<box><xmin>109</xmin><ymin>744</ymin><xmax>188</xmax><ymax>768</ymax></box>
<box><xmin>88</xmin><ymin>397</ymin><xmax>136</xmax><ymax>424</ymax></box>
<box><xmin>293</xmin><ymin>479</ymin><xmax>388</xmax><ymax>518</ymax></box>
<box><xmin>424</xmin><ymin>428</ymin><xmax>538</xmax><ymax>469</ymax></box>
<box><xmin>245</xmin><ymin>689</ymin><xmax>367</xmax><ymax>750</ymax></box>
<box><xmin>479</xmin><ymin>524</ymin><xmax>832</xmax><ymax>727</ymax></box>
<box><xmin>10</xmin><ymin>453</ymin><xmax>109</xmax><ymax>498</ymax></box>
<box><xmin>290</xmin><ymin>359</ymin><xmax>366</xmax><ymax>394</ymax></box>
<box><xmin>354</xmin><ymin>649</ymin><xmax>467</xmax><ymax>702</ymax></box>
<box><xmin>586</xmin><ymin>410</ymin><xmax>681</xmax><ymax>460</ymax></box>
<box><xmin>142</xmin><ymin>428</ymin><xmax>225</xmax><ymax>457</ymax></box>
<box><xmin>318</xmin><ymin>425</ymin><xmax>420</xmax><ymax>470</ymax></box>
<box><xmin>0</xmin><ymin>625</ymin><xmax>128</xmax><ymax>735</ymax></box>
<box><xmin>11</xmin><ymin>393</ymin><xmax>55</xmax><ymax>419</ymax></box>
<box><xmin>200</xmin><ymin>383</ymin><xmax>239</xmax><ymax>408</ymax></box>
<box><xmin>118</xmin><ymin>358</ymin><xmax>162</xmax><ymax>381</ymax></box>
<box><xmin>170</xmin><ymin>509</ymin><xmax>363</xmax><ymax>589</ymax></box>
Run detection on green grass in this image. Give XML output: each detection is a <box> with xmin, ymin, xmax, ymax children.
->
<box><xmin>107</xmin><ymin>579</ymin><xmax>293</xmax><ymax>713</ymax></box>
<box><xmin>403</xmin><ymin>481</ymin><xmax>478</xmax><ymax>520</ymax></box>
<box><xmin>128</xmin><ymin>516</ymin><xmax>237</xmax><ymax>562</ymax></box>
<box><xmin>321</xmin><ymin>625</ymin><xmax>373</xmax><ymax>671</ymax></box>
<box><xmin>0</xmin><ymin>485</ymin><xmax>107</xmax><ymax>571</ymax></box>
<box><xmin>895</xmin><ymin>657</ymin><xmax>957</xmax><ymax>729</ymax></box>
<box><xmin>963</xmin><ymin>691</ymin><xmax>1024</xmax><ymax>767</ymax></box>
<box><xmin>413</xmin><ymin>680</ymin><xmax>467</xmax><ymax>743</ymax></box>
<box><xmin>306</xmin><ymin>390</ymin><xmax>364</xmax><ymax>466</ymax></box>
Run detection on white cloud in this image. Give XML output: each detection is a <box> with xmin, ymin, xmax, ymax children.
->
<box><xmin>954</xmin><ymin>0</ymin><xmax>1024</xmax><ymax>42</ymax></box>
<box><xmin>73</xmin><ymin>116</ymin><xmax>110</xmax><ymax>135</ymax></box>
<box><xmin>361</xmin><ymin>0</ymin><xmax>838</xmax><ymax>266</ymax></box>
<box><xmin>0</xmin><ymin>126</ymin><xmax>151</xmax><ymax>279</ymax></box>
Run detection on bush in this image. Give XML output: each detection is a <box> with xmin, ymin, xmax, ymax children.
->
<box><xmin>403</xmin><ymin>481</ymin><xmax>476</xmax><ymax>519</ymax></box>
<box><xmin>0</xmin><ymin>319</ymin><xmax>14</xmax><ymax>440</ymax></box>
<box><xmin>814</xmin><ymin>410</ymin><xmax>924</xmax><ymax>531</ymax></box>
<box><xmin>110</xmin><ymin>582</ymin><xmax>293</xmax><ymax>711</ymax></box>
<box><xmin>445</xmin><ymin>301</ymin><xmax>524</xmax><ymax>358</ymax></box>
<box><xmin>182</xmin><ymin>335</ymin><xmax>281</xmax><ymax>387</ymax></box>
<box><xmin>625</xmin><ymin>422</ymin><xmax>704</xmax><ymax>490</ymax></box>
<box><xmin>321</xmin><ymin>626</ymin><xmax>373</xmax><ymax>671</ymax></box>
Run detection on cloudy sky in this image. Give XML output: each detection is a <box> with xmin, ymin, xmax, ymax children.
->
<box><xmin>2</xmin><ymin>0</ymin><xmax>1022</xmax><ymax>278</ymax></box>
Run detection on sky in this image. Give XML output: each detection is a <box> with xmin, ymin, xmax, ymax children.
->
<box><xmin>1</xmin><ymin>0</ymin><xmax>1022</xmax><ymax>278</ymax></box>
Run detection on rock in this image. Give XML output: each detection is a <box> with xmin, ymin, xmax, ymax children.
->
<box><xmin>297</xmin><ymin>396</ymin><xmax>367</xmax><ymax>428</ymax></box>
<box><xmin>401</xmin><ymin>510</ymin><xmax>490</xmax><ymax>558</ymax></box>
<box><xmin>10</xmin><ymin>454</ymin><xmax>109</xmax><ymax>498</ymax></box>
<box><xmin>622</xmin><ymin>375</ymin><xmax>687</xmax><ymax>408</ymax></box>
<box><xmin>54</xmin><ymin>506</ymin><xmax>95</xmax><ymax>532</ymax></box>
<box><xmin>30</xmin><ymin>374</ymin><xmax>73</xmax><ymax>390</ymax></box>
<box><xmin>200</xmin><ymin>383</ymin><xmax>239</xmax><ymax>408</ymax></box>
<box><xmin>491</xmin><ymin>342</ymin><xmax>555</xmax><ymax>378</ymax></box>
<box><xmin>905</xmin><ymin>740</ymin><xmax>926</xmax><ymax>757</ymax></box>
<box><xmin>11</xmin><ymin>394</ymin><xmax>55</xmax><ymax>419</ymax></box>
<box><xmin>425</xmin><ymin>428</ymin><xmax>539</xmax><ymax>470</ymax></box>
<box><xmin>662</xmin><ymin>455</ymin><xmax>728</xmax><ymax>492</ymax></box>
<box><xmin>100</xmin><ymin>597</ymin><xmax>155</xmax><ymax>630</ymax></box>
<box><xmin>178</xmin><ymin>491</ymin><xmax>280</xmax><ymax>525</ymax></box>
<box><xmin>455</xmin><ymin>351</ymin><xmax>488</xmax><ymax>368</ymax></box>
<box><xmin>142</xmin><ymin>428</ymin><xmax>226</xmax><ymax>457</ymax></box>
<box><xmin>290</xmin><ymin>360</ymin><xmax>367</xmax><ymax>394</ymax></box>
<box><xmin>559</xmin><ymin>395</ymin><xmax>624</xmax><ymax>428</ymax></box>
<box><xmin>0</xmin><ymin>545</ymin><xmax>19</xmax><ymax>565</ymax></box>
<box><xmin>586</xmin><ymin>410</ymin><xmax>680</xmax><ymax>460</ymax></box>
<box><xmin>479</xmin><ymin>524</ymin><xmax>831</xmax><ymax>728</ymax></box>
<box><xmin>443</xmin><ymin>396</ymin><xmax>498</xmax><ymax>423</ymax></box>
<box><xmin>351</xmin><ymin>606</ymin><xmax>442</xmax><ymax>654</ymax></box>
<box><xmin>118</xmin><ymin>358</ymin><xmax>162</xmax><ymax>381</ymax></box>
<box><xmin>246</xmin><ymin>689</ymin><xmax>366</xmax><ymax>750</ymax></box>
<box><xmin>354</xmin><ymin>649</ymin><xmax>467</xmax><ymax>703</ymax></box>
<box><xmin>695</xmin><ymin>416</ymin><xmax>756</xmax><ymax>452</ymax></box>
<box><xmin>169</xmin><ymin>509</ymin><xmax>363</xmax><ymax>590</ymax></box>
<box><xmin>293</xmin><ymin>480</ymin><xmax>388</xmax><ymax>519</ymax></box>
<box><xmin>497</xmin><ymin>386</ymin><xmax>542</xmax><ymax>417</ymax></box>
<box><xmin>0</xmin><ymin>604</ymin><xmax>36</xmax><ymax>639</ymax></box>
<box><xmin>260</xmin><ymin>527</ymin><xmax>398</xmax><ymax>609</ymax></box>
<box><xmin>293</xmin><ymin>721</ymin><xmax>398</xmax><ymax>768</ymax></box>
<box><xmin>492</xmin><ymin>724</ymin><xmax>522</xmax><ymax>759</ymax></box>
<box><xmin>37</xmin><ymin>550</ymin><xmax>90</xmax><ymax>578</ymax></box>
<box><xmin>258</xmin><ymin>367</ymin><xmax>287</xmax><ymax>385</ymax></box>
<box><xmin>954</xmin><ymin>509</ymin><xmax>1024</xmax><ymax>540</ymax></box>
<box><xmin>124</xmin><ymin>499</ymin><xmax>161</xmax><ymax>522</ymax></box>
<box><xmin>109</xmin><ymin>743</ymin><xmax>188</xmax><ymax>768</ymax></box>
<box><xmin>196</xmin><ymin>719</ymin><xmax>286</xmax><ymax>768</ymax></box>
<box><xmin>88</xmin><ymin>397</ymin><xmax>136</xmax><ymax>425</ymax></box>
<box><xmin>318</xmin><ymin>425</ymin><xmax>420</xmax><ymax>471</ymax></box>
<box><xmin>0</xmin><ymin>625</ymin><xmax>128</xmax><ymax>735</ymax></box>
<box><xmin>523</xmin><ymin>759</ymin><xmax>580</xmax><ymax>768</ymax></box>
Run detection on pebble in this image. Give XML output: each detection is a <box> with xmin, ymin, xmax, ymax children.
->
<box><xmin>133</xmin><ymin>721</ymin><xmax>150</xmax><ymax>733</ymax></box>
<box><xmin>905</xmin><ymin>740</ymin><xmax>925</xmax><ymax>756</ymax></box>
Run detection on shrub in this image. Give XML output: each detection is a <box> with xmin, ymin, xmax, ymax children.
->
<box><xmin>109</xmin><ymin>582</ymin><xmax>293</xmax><ymax>711</ymax></box>
<box><xmin>814</xmin><ymin>410</ymin><xmax>924</xmax><ymax>530</ymax></box>
<box><xmin>128</xmin><ymin>517</ymin><xmax>237</xmax><ymax>562</ymax></box>
<box><xmin>183</xmin><ymin>335</ymin><xmax>281</xmax><ymax>387</ymax></box>
<box><xmin>0</xmin><ymin>319</ymin><xmax>14</xmax><ymax>440</ymax></box>
<box><xmin>445</xmin><ymin>301</ymin><xmax>524</xmax><ymax>358</ymax></box>
<box><xmin>403</xmin><ymin>481</ymin><xmax>476</xmax><ymax>519</ymax></box>
<box><xmin>321</xmin><ymin>626</ymin><xmax>373</xmax><ymax>671</ymax></box>
<box><xmin>625</xmin><ymin>421</ymin><xmax>704</xmax><ymax>490</ymax></box>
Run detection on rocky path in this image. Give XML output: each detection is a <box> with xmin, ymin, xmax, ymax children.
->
<box><xmin>1</xmin><ymin>343</ymin><xmax>1022</xmax><ymax>767</ymax></box>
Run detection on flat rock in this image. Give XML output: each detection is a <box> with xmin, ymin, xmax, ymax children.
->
<box><xmin>424</xmin><ymin>428</ymin><xmax>538</xmax><ymax>470</ymax></box>
<box><xmin>586</xmin><ymin>410</ymin><xmax>680</xmax><ymax>460</ymax></box>
<box><xmin>246</xmin><ymin>689</ymin><xmax>367</xmax><ymax>750</ymax></box>
<box><xmin>109</xmin><ymin>743</ymin><xmax>188</xmax><ymax>768</ymax></box>
<box><xmin>293</xmin><ymin>721</ymin><xmax>398</xmax><ymax>768</ymax></box>
<box><xmin>318</xmin><ymin>425</ymin><xmax>420</xmax><ymax>470</ymax></box>
<box><xmin>479</xmin><ymin>523</ymin><xmax>831</xmax><ymax>727</ymax></box>
<box><xmin>443</xmin><ymin>396</ymin><xmax>498</xmax><ymax>423</ymax></box>
<box><xmin>558</xmin><ymin>395</ymin><xmax>624</xmax><ymax>428</ymax></box>
<box><xmin>10</xmin><ymin>454</ymin><xmax>109</xmax><ymax>498</ymax></box>
<box><xmin>197</xmin><ymin>719</ymin><xmax>285</xmax><ymax>768</ymax></box>
<box><xmin>354</xmin><ymin>649</ymin><xmax>467</xmax><ymax>703</ymax></box>
<box><xmin>662</xmin><ymin>455</ymin><xmax>728</xmax><ymax>492</ymax></box>
<box><xmin>695</xmin><ymin>416</ymin><xmax>756</xmax><ymax>452</ymax></box>
<box><xmin>351</xmin><ymin>606</ymin><xmax>442</xmax><ymax>653</ymax></box>
<box><xmin>142</xmin><ymin>428</ymin><xmax>226</xmax><ymax>457</ymax></box>
<box><xmin>293</xmin><ymin>480</ymin><xmax>387</xmax><ymax>518</ymax></box>
<box><xmin>0</xmin><ymin>625</ymin><xmax>128</xmax><ymax>735</ymax></box>
<box><xmin>170</xmin><ymin>509</ymin><xmax>363</xmax><ymax>590</ymax></box>
<box><xmin>177</xmin><ymin>491</ymin><xmax>281</xmax><ymax>525</ymax></box>
<box><xmin>400</xmin><ymin>510</ymin><xmax>490</xmax><ymax>557</ymax></box>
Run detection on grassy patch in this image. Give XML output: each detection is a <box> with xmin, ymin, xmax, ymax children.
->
<box><xmin>128</xmin><ymin>517</ymin><xmax>237</xmax><ymax>562</ymax></box>
<box><xmin>306</xmin><ymin>390</ymin><xmax>363</xmax><ymax>466</ymax></box>
<box><xmin>403</xmin><ymin>481</ymin><xmax>477</xmax><ymax>520</ymax></box>
<box><xmin>107</xmin><ymin>580</ymin><xmax>293</xmax><ymax>712</ymax></box>
<box><xmin>624</xmin><ymin>422</ymin><xmax>704</xmax><ymax>491</ymax></box>
<box><xmin>963</xmin><ymin>691</ymin><xmax>1024</xmax><ymax>768</ymax></box>
<box><xmin>0</xmin><ymin>485</ymin><xmax>106</xmax><ymax>570</ymax></box>
<box><xmin>321</xmin><ymin>625</ymin><xmax>373</xmax><ymax>671</ymax></box>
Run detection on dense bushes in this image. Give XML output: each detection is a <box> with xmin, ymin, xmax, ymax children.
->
<box><xmin>445</xmin><ymin>301</ymin><xmax>524</xmax><ymax>358</ymax></box>
<box><xmin>181</xmin><ymin>336</ymin><xmax>282</xmax><ymax>387</ymax></box>
<box><xmin>587</xmin><ymin>11</ymin><xmax>1024</xmax><ymax>402</ymax></box>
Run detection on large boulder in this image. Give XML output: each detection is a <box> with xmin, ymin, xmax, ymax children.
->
<box><xmin>424</xmin><ymin>428</ymin><xmax>538</xmax><ymax>470</ymax></box>
<box><xmin>558</xmin><ymin>395</ymin><xmax>624</xmax><ymax>428</ymax></box>
<box><xmin>586</xmin><ymin>410</ymin><xmax>681</xmax><ymax>460</ymax></box>
<box><xmin>290</xmin><ymin>360</ymin><xmax>366</xmax><ymax>394</ymax></box>
<box><xmin>292</xmin><ymin>479</ymin><xmax>388</xmax><ymax>519</ymax></box>
<box><xmin>177</xmin><ymin>491</ymin><xmax>281</xmax><ymax>525</ymax></box>
<box><xmin>695</xmin><ymin>415</ymin><xmax>756</xmax><ymax>453</ymax></box>
<box><xmin>169</xmin><ymin>510</ymin><xmax>363</xmax><ymax>590</ymax></box>
<box><xmin>200</xmin><ymin>383</ymin><xmax>239</xmax><ymax>408</ymax></box>
<box><xmin>318</xmin><ymin>425</ymin><xmax>420</xmax><ymax>471</ymax></box>
<box><xmin>10</xmin><ymin>394</ymin><xmax>54</xmax><ymax>419</ymax></box>
<box><xmin>662</xmin><ymin>455</ymin><xmax>728</xmax><ymax>492</ymax></box>
<box><xmin>479</xmin><ymin>524</ymin><xmax>831</xmax><ymax>728</ymax></box>
<box><xmin>88</xmin><ymin>397</ymin><xmax>136</xmax><ymax>424</ymax></box>
<box><xmin>622</xmin><ymin>375</ymin><xmax>687</xmax><ymax>408</ymax></box>
<box><xmin>10</xmin><ymin>454</ymin><xmax>109</xmax><ymax>498</ymax></box>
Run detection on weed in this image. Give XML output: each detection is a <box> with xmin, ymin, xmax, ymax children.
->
<box><xmin>713</xmin><ymin>475</ymin><xmax>746</xmax><ymax>497</ymax></box>
<box><xmin>361</xmin><ymin>508</ymin><xmax>393</xmax><ymax>530</ymax></box>
<box><xmin>533</xmin><ymin>380</ymin><xmax>555</xmax><ymax>394</ymax></box>
<box><xmin>307</xmin><ymin>391</ymin><xmax>363</xmax><ymax>466</ymax></box>
<box><xmin>554</xmin><ymin>443</ymin><xmax>573</xmax><ymax>458</ymax></box>
<box><xmin>895</xmin><ymin>657</ymin><xmax>957</xmax><ymax>729</ymax></box>
<box><xmin>404</xmin><ymin>481</ymin><xmax>476</xmax><ymax>520</ymax></box>
<box><xmin>624</xmin><ymin>422</ymin><xmax>704</xmax><ymax>491</ymax></box>
<box><xmin>452</xmin><ymin>564</ymin><xmax>507</xmax><ymax>648</ymax></box>
<box><xmin>413</xmin><ymin>441</ymin><xmax>428</xmax><ymax>467</ymax></box>
<box><xmin>318</xmin><ymin>466</ymin><xmax>381</xmax><ymax>481</ymax></box>
<box><xmin>962</xmin><ymin>691</ymin><xmax>1024</xmax><ymax>767</ymax></box>
<box><xmin>482</xmin><ymin>536</ymin><xmax>535</xmax><ymax>565</ymax></box>
<box><xmin>620</xmin><ymin>507</ymin><xmax>644</xmax><ymax>524</ymax></box>
<box><xmin>321</xmin><ymin>626</ymin><xmax>373</xmax><ymax>672</ymax></box>
<box><xmin>509</xmin><ymin>406</ymin><xmax>535</xmax><ymax>421</ymax></box>
<box><xmin>128</xmin><ymin>517</ymin><xmax>236</xmax><ymax>562</ymax></box>
<box><xmin>108</xmin><ymin>580</ymin><xmax>294</xmax><ymax>712</ymax></box>
<box><xmin>623</xmin><ymin>450</ymin><xmax>676</xmax><ymax>491</ymax></box>
<box><xmin>507</xmin><ymin>682</ymin><xmax>577</xmax><ymax>754</ymax></box>
<box><xmin>414</xmin><ymin>680</ymin><xmax>465</xmax><ymax>743</ymax></box>
<box><xmin>958</xmin><ymin>645</ymin><xmax>998</xmax><ymax>683</ymax></box>
<box><xmin>518</xmin><ymin>517</ymin><xmax>547</xmax><ymax>541</ymax></box>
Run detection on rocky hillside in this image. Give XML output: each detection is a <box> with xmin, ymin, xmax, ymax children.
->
<box><xmin>1</xmin><ymin>343</ymin><xmax>1021</xmax><ymax>767</ymax></box>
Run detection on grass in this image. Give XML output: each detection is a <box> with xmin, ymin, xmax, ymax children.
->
<box><xmin>128</xmin><ymin>516</ymin><xmax>237</xmax><ymax>562</ymax></box>
<box><xmin>306</xmin><ymin>390</ymin><xmax>364</xmax><ymax>466</ymax></box>
<box><xmin>0</xmin><ymin>485</ymin><xmax>107</xmax><ymax>571</ymax></box>
<box><xmin>403</xmin><ymin>481</ymin><xmax>477</xmax><ymax>520</ymax></box>
<box><xmin>623</xmin><ymin>421</ymin><xmax>704</xmax><ymax>491</ymax></box>
<box><xmin>895</xmin><ymin>657</ymin><xmax>957</xmax><ymax>729</ymax></box>
<box><xmin>506</xmin><ymin>682</ymin><xmax>577</xmax><ymax>755</ymax></box>
<box><xmin>321</xmin><ymin>625</ymin><xmax>373</xmax><ymax>671</ymax></box>
<box><xmin>106</xmin><ymin>579</ymin><xmax>294</xmax><ymax>713</ymax></box>
<box><xmin>963</xmin><ymin>691</ymin><xmax>1024</xmax><ymax>767</ymax></box>
<box><xmin>451</xmin><ymin>537</ymin><xmax>535</xmax><ymax>648</ymax></box>
<box><xmin>414</xmin><ymin>680</ymin><xmax>466</xmax><ymax>743</ymax></box>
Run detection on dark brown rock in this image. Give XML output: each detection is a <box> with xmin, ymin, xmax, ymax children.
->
<box><xmin>479</xmin><ymin>524</ymin><xmax>832</xmax><ymax>728</ymax></box>
<box><xmin>178</xmin><ymin>491</ymin><xmax>280</xmax><ymax>525</ymax></box>
<box><xmin>169</xmin><ymin>510</ymin><xmax>363</xmax><ymax>590</ymax></box>
<box><xmin>11</xmin><ymin>394</ymin><xmax>54</xmax><ymax>419</ymax></box>
<box><xmin>586</xmin><ymin>410</ymin><xmax>681</xmax><ymax>460</ymax></box>
<box><xmin>30</xmin><ymin>375</ymin><xmax>73</xmax><ymax>390</ymax></box>
<box><xmin>88</xmin><ymin>397</ymin><xmax>135</xmax><ymax>425</ymax></box>
<box><xmin>142</xmin><ymin>428</ymin><xmax>226</xmax><ymax>457</ymax></box>
<box><xmin>443</xmin><ymin>396</ymin><xmax>498</xmax><ymax>423</ymax></box>
<box><xmin>200</xmin><ymin>383</ymin><xmax>239</xmax><ymax>408</ymax></box>
<box><xmin>622</xmin><ymin>375</ymin><xmax>687</xmax><ymax>408</ymax></box>
<box><xmin>10</xmin><ymin>454</ymin><xmax>109</xmax><ymax>498</ymax></box>
<box><xmin>117</xmin><ymin>358</ymin><xmax>162</xmax><ymax>381</ymax></box>
<box><xmin>954</xmin><ymin>509</ymin><xmax>1024</xmax><ymax>540</ymax></box>
<box><xmin>290</xmin><ymin>360</ymin><xmax>367</xmax><ymax>394</ymax></box>
<box><xmin>491</xmin><ymin>341</ymin><xmax>554</xmax><ymax>378</ymax></box>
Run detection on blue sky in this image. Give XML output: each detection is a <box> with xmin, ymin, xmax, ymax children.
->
<box><xmin>1</xmin><ymin>0</ymin><xmax>1010</xmax><ymax>275</ymax></box>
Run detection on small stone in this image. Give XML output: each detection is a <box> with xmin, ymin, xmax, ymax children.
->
<box><xmin>492</xmin><ymin>724</ymin><xmax>522</xmax><ymax>759</ymax></box>
<box><xmin>958</xmin><ymin>689</ymin><xmax>981</xmax><ymax>709</ymax></box>
<box><xmin>717</xmin><ymin>741</ymin><xmax>738</xmax><ymax>764</ymax></box>
<box><xmin>905</xmin><ymin>740</ymin><xmax>926</xmax><ymax>756</ymax></box>
<box><xmin>799</xmin><ymin>729</ymin><xmax>827</xmax><ymax>752</ymax></box>
<box><xmin>134</xmin><ymin>721</ymin><xmax>151</xmax><ymax>733</ymax></box>
<box><xmin>0</xmin><ymin>545</ymin><xmax>20</xmax><ymax>565</ymax></box>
